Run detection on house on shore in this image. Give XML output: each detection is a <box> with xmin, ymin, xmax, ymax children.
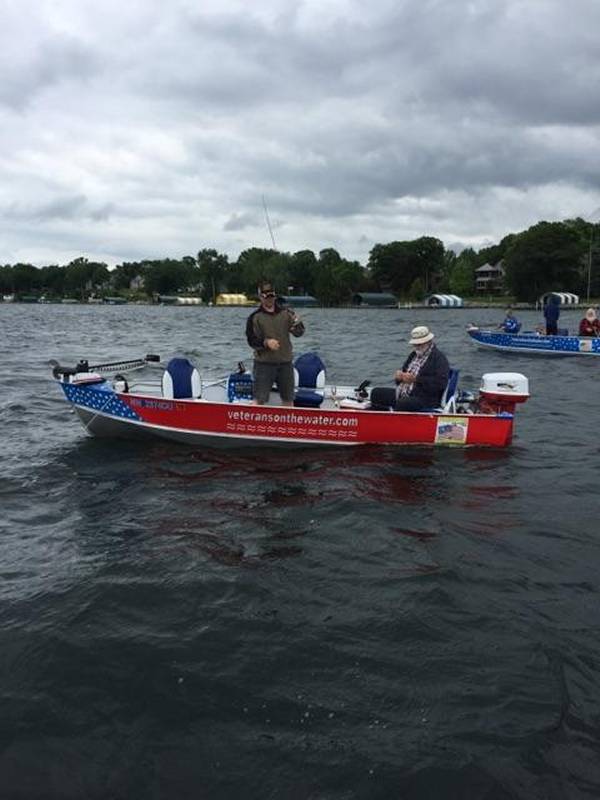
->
<box><xmin>475</xmin><ymin>262</ymin><xmax>505</xmax><ymax>294</ymax></box>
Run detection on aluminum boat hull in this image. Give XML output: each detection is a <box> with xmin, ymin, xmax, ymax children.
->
<box><xmin>468</xmin><ymin>328</ymin><xmax>600</xmax><ymax>356</ymax></box>
<box><xmin>61</xmin><ymin>380</ymin><xmax>517</xmax><ymax>449</ymax></box>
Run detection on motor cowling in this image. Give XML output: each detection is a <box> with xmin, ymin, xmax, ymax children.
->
<box><xmin>478</xmin><ymin>373</ymin><xmax>529</xmax><ymax>414</ymax></box>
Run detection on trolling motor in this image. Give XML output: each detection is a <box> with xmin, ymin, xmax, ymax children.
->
<box><xmin>50</xmin><ymin>354</ymin><xmax>161</xmax><ymax>383</ymax></box>
<box><xmin>355</xmin><ymin>379</ymin><xmax>371</xmax><ymax>399</ymax></box>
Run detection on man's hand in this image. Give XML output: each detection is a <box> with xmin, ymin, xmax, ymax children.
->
<box><xmin>264</xmin><ymin>338</ymin><xmax>280</xmax><ymax>351</ymax></box>
<box><xmin>395</xmin><ymin>370</ymin><xmax>416</xmax><ymax>384</ymax></box>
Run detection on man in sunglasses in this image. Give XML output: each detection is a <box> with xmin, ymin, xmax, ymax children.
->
<box><xmin>246</xmin><ymin>281</ymin><xmax>305</xmax><ymax>405</ymax></box>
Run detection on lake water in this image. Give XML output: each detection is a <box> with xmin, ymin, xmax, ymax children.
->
<box><xmin>1</xmin><ymin>304</ymin><xmax>599</xmax><ymax>799</ymax></box>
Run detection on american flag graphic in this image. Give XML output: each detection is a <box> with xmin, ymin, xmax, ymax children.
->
<box><xmin>62</xmin><ymin>383</ymin><xmax>141</xmax><ymax>421</ymax></box>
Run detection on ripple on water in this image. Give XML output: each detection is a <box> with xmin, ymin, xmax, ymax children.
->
<box><xmin>1</xmin><ymin>305</ymin><xmax>600</xmax><ymax>798</ymax></box>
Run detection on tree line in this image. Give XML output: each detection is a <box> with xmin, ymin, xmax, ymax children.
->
<box><xmin>2</xmin><ymin>218</ymin><xmax>599</xmax><ymax>304</ymax></box>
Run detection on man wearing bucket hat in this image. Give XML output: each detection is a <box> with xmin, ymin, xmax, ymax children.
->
<box><xmin>370</xmin><ymin>325</ymin><xmax>449</xmax><ymax>411</ymax></box>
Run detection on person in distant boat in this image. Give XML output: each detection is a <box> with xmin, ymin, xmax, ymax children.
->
<box><xmin>370</xmin><ymin>325</ymin><xmax>450</xmax><ymax>411</ymax></box>
<box><xmin>579</xmin><ymin>307</ymin><xmax>600</xmax><ymax>337</ymax></box>
<box><xmin>499</xmin><ymin>309</ymin><xmax>520</xmax><ymax>334</ymax></box>
<box><xmin>246</xmin><ymin>281</ymin><xmax>305</xmax><ymax>406</ymax></box>
<box><xmin>543</xmin><ymin>294</ymin><xmax>560</xmax><ymax>335</ymax></box>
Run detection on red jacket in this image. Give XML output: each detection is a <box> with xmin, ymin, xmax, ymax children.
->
<box><xmin>579</xmin><ymin>318</ymin><xmax>600</xmax><ymax>336</ymax></box>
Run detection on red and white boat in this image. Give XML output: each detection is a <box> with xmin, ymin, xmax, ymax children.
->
<box><xmin>51</xmin><ymin>353</ymin><xmax>530</xmax><ymax>449</ymax></box>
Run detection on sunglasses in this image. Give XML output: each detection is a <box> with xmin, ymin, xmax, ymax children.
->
<box><xmin>261</xmin><ymin>291</ymin><xmax>276</xmax><ymax>298</ymax></box>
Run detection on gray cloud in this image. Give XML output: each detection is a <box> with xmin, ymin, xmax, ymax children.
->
<box><xmin>4</xmin><ymin>195</ymin><xmax>115</xmax><ymax>222</ymax></box>
<box><xmin>0</xmin><ymin>36</ymin><xmax>101</xmax><ymax>111</ymax></box>
<box><xmin>223</xmin><ymin>211</ymin><xmax>259</xmax><ymax>231</ymax></box>
<box><xmin>0</xmin><ymin>0</ymin><xmax>599</xmax><ymax>266</ymax></box>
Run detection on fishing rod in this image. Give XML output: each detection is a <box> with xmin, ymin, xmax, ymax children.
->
<box><xmin>262</xmin><ymin>195</ymin><xmax>277</xmax><ymax>250</ymax></box>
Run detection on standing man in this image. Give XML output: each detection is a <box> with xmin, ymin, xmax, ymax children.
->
<box><xmin>246</xmin><ymin>281</ymin><xmax>305</xmax><ymax>406</ymax></box>
<box><xmin>543</xmin><ymin>294</ymin><xmax>560</xmax><ymax>335</ymax></box>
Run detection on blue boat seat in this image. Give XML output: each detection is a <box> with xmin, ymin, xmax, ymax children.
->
<box><xmin>440</xmin><ymin>368</ymin><xmax>460</xmax><ymax>412</ymax></box>
<box><xmin>422</xmin><ymin>368</ymin><xmax>460</xmax><ymax>413</ymax></box>
<box><xmin>227</xmin><ymin>370</ymin><xmax>253</xmax><ymax>402</ymax></box>
<box><xmin>162</xmin><ymin>358</ymin><xmax>201</xmax><ymax>399</ymax></box>
<box><xmin>293</xmin><ymin>352</ymin><xmax>326</xmax><ymax>408</ymax></box>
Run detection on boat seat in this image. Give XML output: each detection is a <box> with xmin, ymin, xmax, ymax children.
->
<box><xmin>440</xmin><ymin>368</ymin><xmax>460</xmax><ymax>412</ymax></box>
<box><xmin>293</xmin><ymin>352</ymin><xmax>326</xmax><ymax>408</ymax></box>
<box><xmin>422</xmin><ymin>368</ymin><xmax>460</xmax><ymax>413</ymax></box>
<box><xmin>227</xmin><ymin>370</ymin><xmax>253</xmax><ymax>402</ymax></box>
<box><xmin>162</xmin><ymin>358</ymin><xmax>201</xmax><ymax>399</ymax></box>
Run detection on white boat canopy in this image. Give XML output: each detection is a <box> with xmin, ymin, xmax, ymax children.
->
<box><xmin>540</xmin><ymin>292</ymin><xmax>580</xmax><ymax>305</ymax></box>
<box><xmin>425</xmin><ymin>294</ymin><xmax>464</xmax><ymax>307</ymax></box>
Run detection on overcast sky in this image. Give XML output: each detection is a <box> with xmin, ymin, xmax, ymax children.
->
<box><xmin>1</xmin><ymin>0</ymin><xmax>599</xmax><ymax>267</ymax></box>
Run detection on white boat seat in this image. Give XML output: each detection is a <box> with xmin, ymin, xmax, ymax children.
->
<box><xmin>162</xmin><ymin>358</ymin><xmax>201</xmax><ymax>399</ymax></box>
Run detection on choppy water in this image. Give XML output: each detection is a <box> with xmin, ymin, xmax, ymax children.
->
<box><xmin>1</xmin><ymin>304</ymin><xmax>600</xmax><ymax>799</ymax></box>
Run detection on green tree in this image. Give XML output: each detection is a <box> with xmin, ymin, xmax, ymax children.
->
<box><xmin>437</xmin><ymin>249</ymin><xmax>457</xmax><ymax>293</ymax></box>
<box><xmin>197</xmin><ymin>248</ymin><xmax>228</xmax><ymax>303</ymax></box>
<box><xmin>144</xmin><ymin>259</ymin><xmax>196</xmax><ymax>296</ymax></box>
<box><xmin>476</xmin><ymin>234</ymin><xmax>517</xmax><ymax>267</ymax></box>
<box><xmin>12</xmin><ymin>263</ymin><xmax>40</xmax><ymax>295</ymax></box>
<box><xmin>408</xmin><ymin>276</ymin><xmax>425</xmax><ymax>301</ymax></box>
<box><xmin>232</xmin><ymin>248</ymin><xmax>292</xmax><ymax>296</ymax></box>
<box><xmin>503</xmin><ymin>222</ymin><xmax>585</xmax><ymax>301</ymax></box>
<box><xmin>63</xmin><ymin>257</ymin><xmax>109</xmax><ymax>299</ymax></box>
<box><xmin>0</xmin><ymin>265</ymin><xmax>15</xmax><ymax>293</ymax></box>
<box><xmin>39</xmin><ymin>264</ymin><xmax>66</xmax><ymax>297</ymax></box>
<box><xmin>112</xmin><ymin>261</ymin><xmax>147</xmax><ymax>291</ymax></box>
<box><xmin>368</xmin><ymin>237</ymin><xmax>444</xmax><ymax>297</ymax></box>
<box><xmin>313</xmin><ymin>249</ymin><xmax>363</xmax><ymax>305</ymax></box>
<box><xmin>289</xmin><ymin>250</ymin><xmax>317</xmax><ymax>295</ymax></box>
<box><xmin>450</xmin><ymin>248</ymin><xmax>477</xmax><ymax>295</ymax></box>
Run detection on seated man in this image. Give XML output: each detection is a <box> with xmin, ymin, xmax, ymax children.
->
<box><xmin>500</xmin><ymin>309</ymin><xmax>520</xmax><ymax>333</ymax></box>
<box><xmin>579</xmin><ymin>307</ymin><xmax>600</xmax><ymax>337</ymax></box>
<box><xmin>370</xmin><ymin>325</ymin><xmax>450</xmax><ymax>411</ymax></box>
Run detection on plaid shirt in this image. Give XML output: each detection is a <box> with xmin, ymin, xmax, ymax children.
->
<box><xmin>396</xmin><ymin>343</ymin><xmax>434</xmax><ymax>398</ymax></box>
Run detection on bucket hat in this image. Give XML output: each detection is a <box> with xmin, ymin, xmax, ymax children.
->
<box><xmin>409</xmin><ymin>325</ymin><xmax>434</xmax><ymax>345</ymax></box>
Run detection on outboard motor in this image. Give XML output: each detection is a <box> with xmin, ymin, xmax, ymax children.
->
<box><xmin>478</xmin><ymin>373</ymin><xmax>529</xmax><ymax>414</ymax></box>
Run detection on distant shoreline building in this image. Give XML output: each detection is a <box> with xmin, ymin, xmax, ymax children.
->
<box><xmin>475</xmin><ymin>261</ymin><xmax>505</xmax><ymax>294</ymax></box>
<box><xmin>351</xmin><ymin>292</ymin><xmax>397</xmax><ymax>308</ymax></box>
<box><xmin>279</xmin><ymin>295</ymin><xmax>318</xmax><ymax>307</ymax></box>
<box><xmin>215</xmin><ymin>293</ymin><xmax>253</xmax><ymax>306</ymax></box>
<box><xmin>425</xmin><ymin>294</ymin><xmax>464</xmax><ymax>307</ymax></box>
